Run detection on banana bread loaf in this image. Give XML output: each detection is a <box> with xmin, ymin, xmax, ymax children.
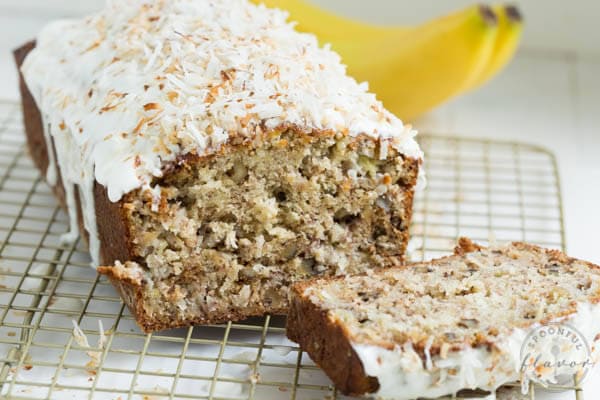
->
<box><xmin>287</xmin><ymin>238</ymin><xmax>600</xmax><ymax>398</ymax></box>
<box><xmin>14</xmin><ymin>0</ymin><xmax>422</xmax><ymax>332</ymax></box>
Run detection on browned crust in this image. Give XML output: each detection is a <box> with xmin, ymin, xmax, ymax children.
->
<box><xmin>15</xmin><ymin>40</ymin><xmax>420</xmax><ymax>333</ymax></box>
<box><xmin>96</xmin><ymin>266</ymin><xmax>148</xmax><ymax>327</ymax></box>
<box><xmin>286</xmin><ymin>238</ymin><xmax>600</xmax><ymax>396</ymax></box>
<box><xmin>287</xmin><ymin>281</ymin><xmax>379</xmax><ymax>396</ymax></box>
<box><xmin>14</xmin><ymin>41</ymin><xmax>47</xmax><ymax>176</ymax></box>
<box><xmin>94</xmin><ymin>182</ymin><xmax>135</xmax><ymax>264</ymax></box>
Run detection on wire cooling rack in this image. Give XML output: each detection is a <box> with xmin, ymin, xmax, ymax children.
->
<box><xmin>0</xmin><ymin>98</ymin><xmax>583</xmax><ymax>400</ymax></box>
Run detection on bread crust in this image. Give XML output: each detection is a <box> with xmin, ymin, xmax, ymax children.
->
<box><xmin>15</xmin><ymin>41</ymin><xmax>419</xmax><ymax>333</ymax></box>
<box><xmin>288</xmin><ymin>281</ymin><xmax>379</xmax><ymax>396</ymax></box>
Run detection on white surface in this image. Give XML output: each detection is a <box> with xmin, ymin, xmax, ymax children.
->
<box><xmin>1</xmin><ymin>1</ymin><xmax>599</xmax><ymax>399</ymax></box>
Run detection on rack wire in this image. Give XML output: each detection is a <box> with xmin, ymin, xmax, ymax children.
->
<box><xmin>0</xmin><ymin>99</ymin><xmax>581</xmax><ymax>400</ymax></box>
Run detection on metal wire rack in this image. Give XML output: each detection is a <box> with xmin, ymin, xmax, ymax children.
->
<box><xmin>0</xmin><ymin>99</ymin><xmax>582</xmax><ymax>400</ymax></box>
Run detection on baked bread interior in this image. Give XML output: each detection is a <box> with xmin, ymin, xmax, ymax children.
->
<box><xmin>98</xmin><ymin>129</ymin><xmax>419</xmax><ymax>331</ymax></box>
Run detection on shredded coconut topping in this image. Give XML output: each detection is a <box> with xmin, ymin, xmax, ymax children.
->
<box><xmin>20</xmin><ymin>0</ymin><xmax>422</xmax><ymax>264</ymax></box>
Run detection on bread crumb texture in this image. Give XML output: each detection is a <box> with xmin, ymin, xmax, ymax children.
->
<box><xmin>304</xmin><ymin>241</ymin><xmax>600</xmax><ymax>354</ymax></box>
<box><xmin>113</xmin><ymin>130</ymin><xmax>419</xmax><ymax>328</ymax></box>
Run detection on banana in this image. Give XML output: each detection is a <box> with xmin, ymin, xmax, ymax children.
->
<box><xmin>251</xmin><ymin>1</ymin><xmax>520</xmax><ymax>121</ymax></box>
<box><xmin>332</xmin><ymin>5</ymin><xmax>499</xmax><ymax>121</ymax></box>
<box><xmin>469</xmin><ymin>4</ymin><xmax>524</xmax><ymax>89</ymax></box>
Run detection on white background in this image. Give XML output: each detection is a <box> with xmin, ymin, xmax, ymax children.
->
<box><xmin>0</xmin><ymin>0</ymin><xmax>599</xmax><ymax>398</ymax></box>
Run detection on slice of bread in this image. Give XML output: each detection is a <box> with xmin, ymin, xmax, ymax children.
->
<box><xmin>287</xmin><ymin>238</ymin><xmax>600</xmax><ymax>399</ymax></box>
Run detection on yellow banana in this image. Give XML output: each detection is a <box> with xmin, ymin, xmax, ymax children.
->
<box><xmin>470</xmin><ymin>4</ymin><xmax>524</xmax><ymax>89</ymax></box>
<box><xmin>333</xmin><ymin>5</ymin><xmax>499</xmax><ymax>121</ymax></box>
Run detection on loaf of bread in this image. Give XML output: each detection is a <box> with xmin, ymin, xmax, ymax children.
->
<box><xmin>14</xmin><ymin>0</ymin><xmax>422</xmax><ymax>332</ymax></box>
<box><xmin>287</xmin><ymin>238</ymin><xmax>600</xmax><ymax>399</ymax></box>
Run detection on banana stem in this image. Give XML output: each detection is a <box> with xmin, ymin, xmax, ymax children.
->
<box><xmin>505</xmin><ymin>5</ymin><xmax>523</xmax><ymax>23</ymax></box>
<box><xmin>478</xmin><ymin>4</ymin><xmax>498</xmax><ymax>26</ymax></box>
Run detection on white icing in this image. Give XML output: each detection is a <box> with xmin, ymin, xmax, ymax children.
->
<box><xmin>352</xmin><ymin>302</ymin><xmax>600</xmax><ymax>400</ymax></box>
<box><xmin>41</xmin><ymin>114</ymin><xmax>57</xmax><ymax>185</ymax></box>
<box><xmin>53</xmin><ymin>129</ymin><xmax>80</xmax><ymax>246</ymax></box>
<box><xmin>80</xmin><ymin>177</ymin><xmax>101</xmax><ymax>266</ymax></box>
<box><xmin>20</xmin><ymin>0</ymin><xmax>422</xmax><ymax>267</ymax></box>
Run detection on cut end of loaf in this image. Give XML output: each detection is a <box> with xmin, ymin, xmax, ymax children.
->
<box><xmin>100</xmin><ymin>128</ymin><xmax>419</xmax><ymax>332</ymax></box>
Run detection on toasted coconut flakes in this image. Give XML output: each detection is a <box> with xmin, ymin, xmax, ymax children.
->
<box><xmin>133</xmin><ymin>117</ymin><xmax>148</xmax><ymax>134</ymax></box>
<box><xmin>166</xmin><ymin>91</ymin><xmax>179</xmax><ymax>102</ymax></box>
<box><xmin>83</xmin><ymin>40</ymin><xmax>101</xmax><ymax>53</ymax></box>
<box><xmin>143</xmin><ymin>102</ymin><xmax>162</xmax><ymax>111</ymax></box>
<box><xmin>99</xmin><ymin>104</ymin><xmax>118</xmax><ymax>113</ymax></box>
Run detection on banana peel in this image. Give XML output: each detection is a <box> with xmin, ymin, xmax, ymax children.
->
<box><xmin>250</xmin><ymin>1</ymin><xmax>523</xmax><ymax>121</ymax></box>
